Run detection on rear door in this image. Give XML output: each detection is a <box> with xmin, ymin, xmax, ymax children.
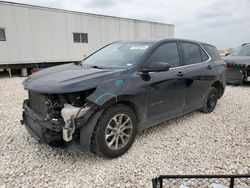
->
<box><xmin>180</xmin><ymin>42</ymin><xmax>217</xmax><ymax>111</ymax></box>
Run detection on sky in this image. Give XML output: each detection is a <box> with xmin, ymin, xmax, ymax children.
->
<box><xmin>6</xmin><ymin>0</ymin><xmax>250</xmax><ymax>49</ymax></box>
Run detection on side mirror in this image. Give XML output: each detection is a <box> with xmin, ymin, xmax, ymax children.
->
<box><xmin>141</xmin><ymin>62</ymin><xmax>170</xmax><ymax>73</ymax></box>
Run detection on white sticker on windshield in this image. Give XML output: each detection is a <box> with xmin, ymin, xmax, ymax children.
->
<box><xmin>130</xmin><ymin>46</ymin><xmax>149</xmax><ymax>50</ymax></box>
<box><xmin>126</xmin><ymin>63</ymin><xmax>133</xmax><ymax>66</ymax></box>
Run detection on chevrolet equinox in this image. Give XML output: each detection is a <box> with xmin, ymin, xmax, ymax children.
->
<box><xmin>21</xmin><ymin>39</ymin><xmax>226</xmax><ymax>158</ymax></box>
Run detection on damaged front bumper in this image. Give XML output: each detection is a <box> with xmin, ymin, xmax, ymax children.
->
<box><xmin>21</xmin><ymin>100</ymin><xmax>64</xmax><ymax>144</ymax></box>
<box><xmin>21</xmin><ymin>99</ymin><xmax>99</xmax><ymax>146</ymax></box>
<box><xmin>225</xmin><ymin>63</ymin><xmax>250</xmax><ymax>84</ymax></box>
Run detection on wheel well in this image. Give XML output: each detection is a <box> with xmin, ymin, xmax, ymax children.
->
<box><xmin>211</xmin><ymin>81</ymin><xmax>224</xmax><ymax>99</ymax></box>
<box><xmin>117</xmin><ymin>101</ymin><xmax>141</xmax><ymax>127</ymax></box>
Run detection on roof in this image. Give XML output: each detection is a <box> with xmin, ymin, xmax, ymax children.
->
<box><xmin>0</xmin><ymin>1</ymin><xmax>174</xmax><ymax>26</ymax></box>
<box><xmin>118</xmin><ymin>38</ymin><xmax>163</xmax><ymax>43</ymax></box>
<box><xmin>115</xmin><ymin>38</ymin><xmax>215</xmax><ymax>47</ymax></box>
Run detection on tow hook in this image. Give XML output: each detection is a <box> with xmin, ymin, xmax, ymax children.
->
<box><xmin>63</xmin><ymin>117</ymin><xmax>75</xmax><ymax>142</ymax></box>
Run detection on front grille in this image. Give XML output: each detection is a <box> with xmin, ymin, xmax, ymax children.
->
<box><xmin>28</xmin><ymin>92</ymin><xmax>48</xmax><ymax>116</ymax></box>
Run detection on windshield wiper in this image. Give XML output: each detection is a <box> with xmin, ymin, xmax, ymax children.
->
<box><xmin>74</xmin><ymin>61</ymin><xmax>83</xmax><ymax>66</ymax></box>
<box><xmin>90</xmin><ymin>65</ymin><xmax>104</xmax><ymax>69</ymax></box>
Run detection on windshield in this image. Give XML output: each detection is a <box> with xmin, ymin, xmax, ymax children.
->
<box><xmin>230</xmin><ymin>46</ymin><xmax>250</xmax><ymax>56</ymax></box>
<box><xmin>82</xmin><ymin>42</ymin><xmax>154</xmax><ymax>68</ymax></box>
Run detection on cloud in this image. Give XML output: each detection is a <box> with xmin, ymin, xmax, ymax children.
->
<box><xmin>85</xmin><ymin>0</ymin><xmax>117</xmax><ymax>8</ymax></box>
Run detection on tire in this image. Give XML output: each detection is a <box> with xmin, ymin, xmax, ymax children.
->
<box><xmin>90</xmin><ymin>104</ymin><xmax>138</xmax><ymax>158</ymax></box>
<box><xmin>47</xmin><ymin>139</ymin><xmax>65</xmax><ymax>148</ymax></box>
<box><xmin>200</xmin><ymin>87</ymin><xmax>218</xmax><ymax>113</ymax></box>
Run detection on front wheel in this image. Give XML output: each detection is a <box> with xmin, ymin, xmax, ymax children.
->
<box><xmin>91</xmin><ymin>104</ymin><xmax>138</xmax><ymax>158</ymax></box>
<box><xmin>200</xmin><ymin>87</ymin><xmax>218</xmax><ymax>113</ymax></box>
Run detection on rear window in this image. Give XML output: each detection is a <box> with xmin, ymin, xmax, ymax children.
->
<box><xmin>201</xmin><ymin>48</ymin><xmax>209</xmax><ymax>61</ymax></box>
<box><xmin>203</xmin><ymin>45</ymin><xmax>221</xmax><ymax>60</ymax></box>
<box><xmin>181</xmin><ymin>42</ymin><xmax>204</xmax><ymax>65</ymax></box>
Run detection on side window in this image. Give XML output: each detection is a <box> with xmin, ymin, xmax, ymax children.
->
<box><xmin>181</xmin><ymin>42</ymin><xmax>203</xmax><ymax>65</ymax></box>
<box><xmin>201</xmin><ymin>48</ymin><xmax>209</xmax><ymax>61</ymax></box>
<box><xmin>147</xmin><ymin>42</ymin><xmax>180</xmax><ymax>68</ymax></box>
<box><xmin>0</xmin><ymin>28</ymin><xmax>6</xmax><ymax>41</ymax></box>
<box><xmin>203</xmin><ymin>45</ymin><xmax>221</xmax><ymax>60</ymax></box>
<box><xmin>73</xmin><ymin>33</ymin><xmax>88</xmax><ymax>43</ymax></box>
<box><xmin>73</xmin><ymin>33</ymin><xmax>80</xmax><ymax>43</ymax></box>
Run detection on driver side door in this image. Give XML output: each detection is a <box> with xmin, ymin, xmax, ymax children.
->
<box><xmin>143</xmin><ymin>42</ymin><xmax>187</xmax><ymax>127</ymax></box>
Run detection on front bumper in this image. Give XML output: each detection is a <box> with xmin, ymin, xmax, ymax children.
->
<box><xmin>225</xmin><ymin>63</ymin><xmax>250</xmax><ymax>84</ymax></box>
<box><xmin>21</xmin><ymin>99</ymin><xmax>101</xmax><ymax>152</ymax></box>
<box><xmin>225</xmin><ymin>68</ymin><xmax>244</xmax><ymax>84</ymax></box>
<box><xmin>21</xmin><ymin>100</ymin><xmax>64</xmax><ymax>144</ymax></box>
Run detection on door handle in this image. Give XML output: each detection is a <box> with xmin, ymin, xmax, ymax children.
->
<box><xmin>177</xmin><ymin>72</ymin><xmax>184</xmax><ymax>77</ymax></box>
<box><xmin>207</xmin><ymin>65</ymin><xmax>212</xmax><ymax>69</ymax></box>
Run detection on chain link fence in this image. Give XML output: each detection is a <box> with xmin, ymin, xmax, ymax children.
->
<box><xmin>152</xmin><ymin>175</ymin><xmax>250</xmax><ymax>188</ymax></box>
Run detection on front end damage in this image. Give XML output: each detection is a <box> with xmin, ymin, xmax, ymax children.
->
<box><xmin>225</xmin><ymin>61</ymin><xmax>250</xmax><ymax>84</ymax></box>
<box><xmin>21</xmin><ymin>89</ymin><xmax>101</xmax><ymax>151</ymax></box>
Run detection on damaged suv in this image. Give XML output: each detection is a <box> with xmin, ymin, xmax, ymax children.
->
<box><xmin>224</xmin><ymin>43</ymin><xmax>250</xmax><ymax>85</ymax></box>
<box><xmin>21</xmin><ymin>39</ymin><xmax>226</xmax><ymax>158</ymax></box>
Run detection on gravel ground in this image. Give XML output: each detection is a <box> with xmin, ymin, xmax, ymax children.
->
<box><xmin>0</xmin><ymin>76</ymin><xmax>249</xmax><ymax>188</ymax></box>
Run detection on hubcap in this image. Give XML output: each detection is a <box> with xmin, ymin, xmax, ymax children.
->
<box><xmin>105</xmin><ymin>113</ymin><xmax>133</xmax><ymax>150</ymax></box>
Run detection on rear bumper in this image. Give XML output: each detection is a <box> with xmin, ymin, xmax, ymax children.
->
<box><xmin>21</xmin><ymin>100</ymin><xmax>64</xmax><ymax>144</ymax></box>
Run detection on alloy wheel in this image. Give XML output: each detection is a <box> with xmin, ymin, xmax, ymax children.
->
<box><xmin>105</xmin><ymin>113</ymin><xmax>133</xmax><ymax>150</ymax></box>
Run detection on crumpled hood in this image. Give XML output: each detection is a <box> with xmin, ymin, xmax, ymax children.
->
<box><xmin>223</xmin><ymin>56</ymin><xmax>250</xmax><ymax>66</ymax></box>
<box><xmin>23</xmin><ymin>63</ymin><xmax>121</xmax><ymax>93</ymax></box>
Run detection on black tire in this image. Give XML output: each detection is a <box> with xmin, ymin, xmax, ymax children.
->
<box><xmin>200</xmin><ymin>87</ymin><xmax>218</xmax><ymax>113</ymax></box>
<box><xmin>47</xmin><ymin>140</ymin><xmax>65</xmax><ymax>148</ymax></box>
<box><xmin>90</xmin><ymin>104</ymin><xmax>138</xmax><ymax>158</ymax></box>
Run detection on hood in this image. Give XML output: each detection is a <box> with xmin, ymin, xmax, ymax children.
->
<box><xmin>223</xmin><ymin>56</ymin><xmax>250</xmax><ymax>66</ymax></box>
<box><xmin>23</xmin><ymin>63</ymin><xmax>122</xmax><ymax>93</ymax></box>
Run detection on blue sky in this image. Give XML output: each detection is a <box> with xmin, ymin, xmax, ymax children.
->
<box><xmin>7</xmin><ymin>0</ymin><xmax>250</xmax><ymax>49</ymax></box>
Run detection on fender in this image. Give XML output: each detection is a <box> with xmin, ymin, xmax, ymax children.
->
<box><xmin>79</xmin><ymin>109</ymin><xmax>104</xmax><ymax>151</ymax></box>
<box><xmin>86</xmin><ymin>76</ymin><xmax>130</xmax><ymax>106</ymax></box>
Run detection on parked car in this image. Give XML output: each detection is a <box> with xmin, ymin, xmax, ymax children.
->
<box><xmin>21</xmin><ymin>39</ymin><xmax>226</xmax><ymax>158</ymax></box>
<box><xmin>223</xmin><ymin>43</ymin><xmax>250</xmax><ymax>85</ymax></box>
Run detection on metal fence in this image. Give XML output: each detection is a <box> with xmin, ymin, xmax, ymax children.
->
<box><xmin>152</xmin><ymin>174</ymin><xmax>250</xmax><ymax>188</ymax></box>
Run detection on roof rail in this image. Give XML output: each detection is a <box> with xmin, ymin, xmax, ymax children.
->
<box><xmin>241</xmin><ymin>43</ymin><xmax>250</xmax><ymax>46</ymax></box>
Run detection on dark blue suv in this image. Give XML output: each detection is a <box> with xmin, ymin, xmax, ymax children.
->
<box><xmin>21</xmin><ymin>39</ymin><xmax>226</xmax><ymax>158</ymax></box>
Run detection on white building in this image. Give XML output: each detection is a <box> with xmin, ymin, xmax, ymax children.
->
<box><xmin>0</xmin><ymin>1</ymin><xmax>174</xmax><ymax>74</ymax></box>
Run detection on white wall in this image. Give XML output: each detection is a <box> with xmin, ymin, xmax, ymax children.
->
<box><xmin>0</xmin><ymin>2</ymin><xmax>174</xmax><ymax>65</ymax></box>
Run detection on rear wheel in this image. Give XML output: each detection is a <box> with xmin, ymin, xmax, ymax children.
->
<box><xmin>201</xmin><ymin>87</ymin><xmax>218</xmax><ymax>113</ymax></box>
<box><xmin>91</xmin><ymin>104</ymin><xmax>138</xmax><ymax>158</ymax></box>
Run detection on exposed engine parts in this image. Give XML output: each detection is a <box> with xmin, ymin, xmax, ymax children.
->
<box><xmin>61</xmin><ymin>103</ymin><xmax>90</xmax><ymax>142</ymax></box>
<box><xmin>23</xmin><ymin>89</ymin><xmax>96</xmax><ymax>143</ymax></box>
